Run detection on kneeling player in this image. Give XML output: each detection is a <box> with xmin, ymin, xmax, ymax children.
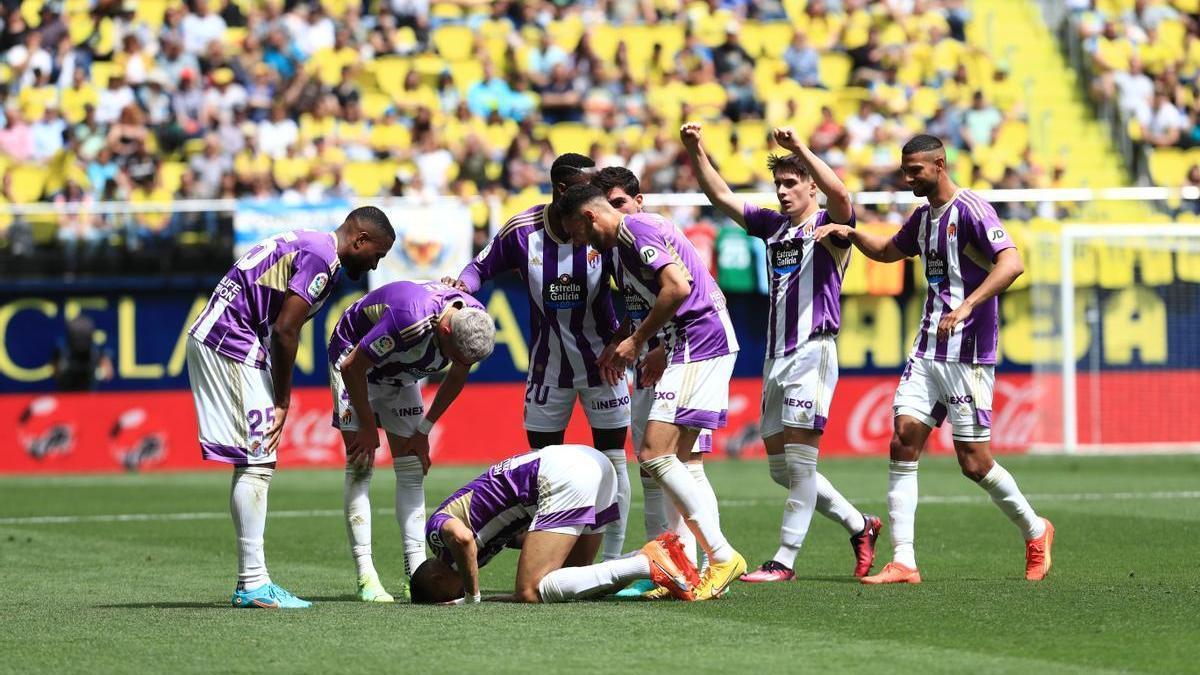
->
<box><xmin>410</xmin><ymin>445</ymin><xmax>700</xmax><ymax>604</ymax></box>
<box><xmin>329</xmin><ymin>280</ymin><xmax>495</xmax><ymax>601</ymax></box>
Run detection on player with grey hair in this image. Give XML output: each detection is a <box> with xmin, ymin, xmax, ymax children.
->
<box><xmin>327</xmin><ymin>280</ymin><xmax>495</xmax><ymax>602</ymax></box>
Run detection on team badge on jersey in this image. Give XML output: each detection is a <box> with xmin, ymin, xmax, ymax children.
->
<box><xmin>639</xmin><ymin>246</ymin><xmax>659</xmax><ymax>264</ymax></box>
<box><xmin>308</xmin><ymin>273</ymin><xmax>329</xmax><ymax>299</ymax></box>
<box><xmin>770</xmin><ymin>240</ymin><xmax>802</xmax><ymax>275</ymax></box>
<box><xmin>369</xmin><ymin>335</ymin><xmax>396</xmax><ymax>357</ymax></box>
<box><xmin>545</xmin><ymin>273</ymin><xmax>584</xmax><ymax>309</ymax></box>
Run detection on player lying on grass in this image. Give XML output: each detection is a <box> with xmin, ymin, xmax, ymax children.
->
<box><xmin>328</xmin><ymin>280</ymin><xmax>495</xmax><ymax>602</ymax></box>
<box><xmin>185</xmin><ymin>206</ymin><xmax>395</xmax><ymax>609</ymax></box>
<box><xmin>409</xmin><ymin>445</ymin><xmax>700</xmax><ymax>604</ymax></box>
<box><xmin>559</xmin><ymin>182</ymin><xmax>747</xmax><ymax>600</ymax></box>
<box><xmin>815</xmin><ymin>134</ymin><xmax>1055</xmax><ymax>583</ymax></box>
<box><xmin>681</xmin><ymin>123</ymin><xmax>882</xmax><ymax>583</ymax></box>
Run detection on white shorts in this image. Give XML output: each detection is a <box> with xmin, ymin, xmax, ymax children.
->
<box><xmin>329</xmin><ymin>363</ymin><xmax>424</xmax><ymax>438</ymax></box>
<box><xmin>893</xmin><ymin>357</ymin><xmax>995</xmax><ymax>442</ymax></box>
<box><xmin>186</xmin><ymin>338</ymin><xmax>276</xmax><ymax>465</ymax></box>
<box><xmin>647</xmin><ymin>352</ymin><xmax>737</xmax><ymax>430</ymax></box>
<box><xmin>760</xmin><ymin>335</ymin><xmax>839</xmax><ymax>438</ymax></box>
<box><xmin>631</xmin><ymin>386</ymin><xmax>712</xmax><ymax>454</ymax></box>
<box><xmin>530</xmin><ymin>445</ymin><xmax>620</xmax><ymax>536</ymax></box>
<box><xmin>523</xmin><ymin>380</ymin><xmax>631</xmax><ymax>432</ymax></box>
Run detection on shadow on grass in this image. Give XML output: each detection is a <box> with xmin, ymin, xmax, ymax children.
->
<box><xmin>94</xmin><ymin>601</ymin><xmax>228</xmax><ymax>609</ymax></box>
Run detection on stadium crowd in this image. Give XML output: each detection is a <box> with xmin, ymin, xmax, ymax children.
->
<box><xmin>0</xmin><ymin>0</ymin><xmax>1047</xmax><ymax>274</ymax></box>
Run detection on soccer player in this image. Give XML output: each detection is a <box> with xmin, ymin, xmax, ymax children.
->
<box><xmin>559</xmin><ymin>182</ymin><xmax>747</xmax><ymax>600</ymax></box>
<box><xmin>815</xmin><ymin>134</ymin><xmax>1055</xmax><ymax>583</ymax></box>
<box><xmin>410</xmin><ymin>445</ymin><xmax>700</xmax><ymax>604</ymax></box>
<box><xmin>681</xmin><ymin>123</ymin><xmax>882</xmax><ymax>583</ymax></box>
<box><xmin>328</xmin><ymin>280</ymin><xmax>496</xmax><ymax>602</ymax></box>
<box><xmin>445</xmin><ymin>153</ymin><xmax>633</xmax><ymax>564</ymax></box>
<box><xmin>185</xmin><ymin>207</ymin><xmax>395</xmax><ymax>608</ymax></box>
<box><xmin>590</xmin><ymin>166</ymin><xmax>719</xmax><ymax>598</ymax></box>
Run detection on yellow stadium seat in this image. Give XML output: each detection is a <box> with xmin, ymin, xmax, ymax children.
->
<box><xmin>734</xmin><ymin>119</ymin><xmax>768</xmax><ymax>151</ymax></box>
<box><xmin>68</xmin><ymin>12</ymin><xmax>93</xmax><ymax>45</ymax></box>
<box><xmin>758</xmin><ymin>22</ymin><xmax>794</xmax><ymax>59</ymax></box>
<box><xmin>6</xmin><ymin>165</ymin><xmax>48</xmax><ymax>203</ymax></box>
<box><xmin>482</xmin><ymin>121</ymin><xmax>518</xmax><ymax>154</ymax></box>
<box><xmin>372</xmin><ymin>56</ymin><xmax>412</xmax><ymax>98</ymax></box>
<box><xmin>818</xmin><ymin>52</ymin><xmax>852</xmax><ymax>90</ymax></box>
<box><xmin>90</xmin><ymin>61</ymin><xmax>120</xmax><ymax>89</ymax></box>
<box><xmin>133</xmin><ymin>0</ymin><xmax>167</xmax><ymax>29</ymax></box>
<box><xmin>431</xmin><ymin>2</ymin><xmax>464</xmax><ymax>20</ymax></box>
<box><xmin>344</xmin><ymin>161</ymin><xmax>386</xmax><ymax>197</ymax></box>
<box><xmin>394</xmin><ymin>26</ymin><xmax>419</xmax><ymax>54</ymax></box>
<box><xmin>432</xmin><ymin>25</ymin><xmax>474</xmax><ymax>62</ymax></box>
<box><xmin>20</xmin><ymin>0</ymin><xmax>43</xmax><ymax>27</ymax></box>
<box><xmin>589</xmin><ymin>25</ymin><xmax>621</xmax><ymax>62</ymax></box>
<box><xmin>160</xmin><ymin>161</ymin><xmax>186</xmax><ymax>195</ymax></box>
<box><xmin>547</xmin><ymin>16</ymin><xmax>585</xmax><ymax>54</ymax></box>
<box><xmin>501</xmin><ymin>187</ymin><xmax>546</xmax><ymax>221</ymax></box>
<box><xmin>272</xmin><ymin>157</ymin><xmax>311</xmax><ymax>188</ymax></box>
<box><xmin>547</xmin><ymin>123</ymin><xmax>599</xmax><ymax>156</ymax></box>
<box><xmin>1149</xmin><ymin>148</ymin><xmax>1189</xmax><ymax>185</ymax></box>
<box><xmin>720</xmin><ymin>152</ymin><xmax>755</xmax><ymax>187</ymax></box>
<box><xmin>449</xmin><ymin>61</ymin><xmax>483</xmax><ymax>96</ymax></box>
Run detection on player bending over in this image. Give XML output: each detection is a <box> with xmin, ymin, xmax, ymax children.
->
<box><xmin>445</xmin><ymin>153</ymin><xmax>633</xmax><ymax>564</ymax></box>
<box><xmin>328</xmin><ymin>280</ymin><xmax>495</xmax><ymax>602</ymax></box>
<box><xmin>410</xmin><ymin>445</ymin><xmax>700</xmax><ymax>604</ymax></box>
<box><xmin>682</xmin><ymin>123</ymin><xmax>881</xmax><ymax>582</ymax></box>
<box><xmin>589</xmin><ymin>166</ymin><xmax>719</xmax><ymax>599</ymax></box>
<box><xmin>815</xmin><ymin>134</ymin><xmax>1055</xmax><ymax>583</ymax></box>
<box><xmin>185</xmin><ymin>207</ymin><xmax>395</xmax><ymax>608</ymax></box>
<box><xmin>560</xmin><ymin>182</ymin><xmax>747</xmax><ymax>600</ymax></box>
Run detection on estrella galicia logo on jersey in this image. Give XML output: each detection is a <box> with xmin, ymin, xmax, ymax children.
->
<box><xmin>925</xmin><ymin>253</ymin><xmax>947</xmax><ymax>284</ymax></box>
<box><xmin>546</xmin><ymin>273</ymin><xmax>584</xmax><ymax>309</ymax></box>
<box><xmin>369</xmin><ymin>335</ymin><xmax>395</xmax><ymax>357</ymax></box>
<box><xmin>639</xmin><ymin>246</ymin><xmax>659</xmax><ymax>265</ymax></box>
<box><xmin>622</xmin><ymin>284</ymin><xmax>650</xmax><ymax>320</ymax></box>
<box><xmin>987</xmin><ymin>226</ymin><xmax>1007</xmax><ymax>242</ymax></box>
<box><xmin>307</xmin><ymin>273</ymin><xmax>329</xmax><ymax>299</ymax></box>
<box><xmin>770</xmin><ymin>240</ymin><xmax>802</xmax><ymax>275</ymax></box>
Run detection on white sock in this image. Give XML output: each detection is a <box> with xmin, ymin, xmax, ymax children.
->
<box><xmin>767</xmin><ymin>452</ymin><xmax>788</xmax><ymax>488</ymax></box>
<box><xmin>393</xmin><ymin>456</ymin><xmax>427</xmax><ymax>577</ymax></box>
<box><xmin>888</xmin><ymin>460</ymin><xmax>919</xmax><ymax>569</ymax></box>
<box><xmin>773</xmin><ymin>444</ymin><xmax>818</xmax><ymax>569</ymax></box>
<box><xmin>601</xmin><ymin>448</ymin><xmax>631</xmax><ymax>560</ymax></box>
<box><xmin>686</xmin><ymin>462</ymin><xmax>719</xmax><ymax>571</ymax></box>
<box><xmin>231</xmin><ymin>466</ymin><xmax>273</xmax><ymax>590</ymax></box>
<box><xmin>978</xmin><ymin>462</ymin><xmax>1046</xmax><ymax>540</ymax></box>
<box><xmin>640</xmin><ymin>473</ymin><xmax>668</xmax><ymax>540</ymax></box>
<box><xmin>815</xmin><ymin>471</ymin><xmax>866</xmax><ymax>534</ymax></box>
<box><xmin>344</xmin><ymin>463</ymin><xmax>376</xmax><ymax>577</ymax></box>
<box><xmin>642</xmin><ymin>454</ymin><xmax>733</xmax><ymax>564</ymax></box>
<box><xmin>665</xmin><ymin>493</ymin><xmax>698</xmax><ymax>567</ymax></box>
<box><xmin>537</xmin><ymin>554</ymin><xmax>651</xmax><ymax>603</ymax></box>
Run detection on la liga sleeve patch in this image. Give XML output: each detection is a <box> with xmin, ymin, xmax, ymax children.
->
<box><xmin>369</xmin><ymin>335</ymin><xmax>395</xmax><ymax>358</ymax></box>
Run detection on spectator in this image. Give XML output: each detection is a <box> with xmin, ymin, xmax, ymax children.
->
<box><xmin>182</xmin><ymin>0</ymin><xmax>228</xmax><ymax>56</ymax></box>
<box><xmin>527</xmin><ymin>30</ymin><xmax>568</xmax><ymax>88</ymax></box>
<box><xmin>0</xmin><ymin>108</ymin><xmax>34</xmax><ymax>161</ymax></box>
<box><xmin>60</xmin><ymin>67</ymin><xmax>98</xmax><ymax>126</ymax></box>
<box><xmin>539</xmin><ymin>62</ymin><xmax>584</xmax><ymax>124</ymax></box>
<box><xmin>73</xmin><ymin>105</ymin><xmax>106</xmax><ymax>159</ymax></box>
<box><xmin>257</xmin><ymin>103</ymin><xmax>299</xmax><ymax>159</ymax></box>
<box><xmin>95</xmin><ymin>72</ymin><xmax>136</xmax><ymax>125</ymax></box>
<box><xmin>1182</xmin><ymin>164</ymin><xmax>1200</xmax><ymax>215</ymax></box>
<box><xmin>6</xmin><ymin>30</ymin><xmax>52</xmax><ymax>91</ymax></box>
<box><xmin>31</xmin><ymin>105</ymin><xmax>66</xmax><ymax>161</ymax></box>
<box><xmin>467</xmin><ymin>61</ymin><xmax>514</xmax><ymax>119</ymax></box>
<box><xmin>262</xmin><ymin>27</ymin><xmax>302</xmax><ymax>81</ymax></box>
<box><xmin>844</xmin><ymin>100</ymin><xmax>883</xmax><ymax>150</ymax></box>
<box><xmin>713</xmin><ymin>22</ymin><xmax>755</xmax><ymax>81</ymax></box>
<box><xmin>810</xmin><ymin>105</ymin><xmax>843</xmax><ymax>153</ymax></box>
<box><xmin>724</xmin><ymin>66</ymin><xmax>763</xmax><ymax>121</ymax></box>
<box><xmin>1112</xmin><ymin>56</ymin><xmax>1154</xmax><ymax>122</ymax></box>
<box><xmin>106</xmin><ymin>104</ymin><xmax>148</xmax><ymax>164</ymax></box>
<box><xmin>848</xmin><ymin>26</ymin><xmax>885</xmax><ymax>85</ymax></box>
<box><xmin>86</xmin><ymin>148</ymin><xmax>120</xmax><ymax>198</ymax></box>
<box><xmin>414</xmin><ymin>132</ymin><xmax>455</xmax><ymax>195</ymax></box>
<box><xmin>189</xmin><ymin>134</ymin><xmax>232</xmax><ymax>199</ymax></box>
<box><xmin>961</xmin><ymin>90</ymin><xmax>1002</xmax><ymax>151</ymax></box>
<box><xmin>676</xmin><ymin>31</ymin><xmax>715</xmax><ymax>85</ymax></box>
<box><xmin>171</xmin><ymin>71</ymin><xmax>206</xmax><ymax>138</ymax></box>
<box><xmin>55</xmin><ymin>180</ymin><xmax>103</xmax><ymax>275</ymax></box>
<box><xmin>203</xmin><ymin>67</ymin><xmax>248</xmax><ymax>119</ymax></box>
<box><xmin>157</xmin><ymin>35</ymin><xmax>201</xmax><ymax>91</ymax></box>
<box><xmin>783</xmin><ymin>31</ymin><xmax>822</xmax><ymax>88</ymax></box>
<box><xmin>1143</xmin><ymin>90</ymin><xmax>1189</xmax><ymax>147</ymax></box>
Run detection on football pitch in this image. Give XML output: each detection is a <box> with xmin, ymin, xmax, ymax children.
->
<box><xmin>2</xmin><ymin>455</ymin><xmax>1197</xmax><ymax>674</ymax></box>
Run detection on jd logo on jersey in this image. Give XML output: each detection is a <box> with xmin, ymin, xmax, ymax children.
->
<box><xmin>771</xmin><ymin>240</ymin><xmax>802</xmax><ymax>275</ymax></box>
<box><xmin>545</xmin><ymin>273</ymin><xmax>584</xmax><ymax>310</ymax></box>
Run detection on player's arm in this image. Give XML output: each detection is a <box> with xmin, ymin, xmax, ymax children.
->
<box><xmin>401</xmin><ymin>361</ymin><xmax>470</xmax><ymax>474</ymax></box>
<box><xmin>451</xmin><ymin>227</ymin><xmax>513</xmax><ymax>293</ymax></box>
<box><xmin>598</xmin><ymin>316</ymin><xmax>632</xmax><ymax>386</ymax></box>
<box><xmin>441</xmin><ymin>516</ymin><xmax>482</xmax><ymax>603</ymax></box>
<box><xmin>334</xmin><ymin>347</ymin><xmax>380</xmax><ymax>469</ymax></box>
<box><xmin>606</xmin><ymin>264</ymin><xmax>689</xmax><ymax>371</ymax></box>
<box><xmin>814</xmin><ymin>223</ymin><xmax>908</xmax><ymax>262</ymax></box>
<box><xmin>773</xmin><ymin>127</ymin><xmax>854</xmax><ymax>224</ymax></box>
<box><xmin>680</xmin><ymin>122</ymin><xmax>749</xmax><ymax>227</ymax></box>
<box><xmin>937</xmin><ymin>247</ymin><xmax>1023</xmax><ymax>341</ymax></box>
<box><xmin>264</xmin><ymin>292</ymin><xmax>309</xmax><ymax>453</ymax></box>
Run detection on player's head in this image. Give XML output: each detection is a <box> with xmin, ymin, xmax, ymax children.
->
<box><xmin>409</xmin><ymin>559</ymin><xmax>465</xmax><ymax>604</ymax></box>
<box><xmin>443</xmin><ymin>307</ymin><xmax>495</xmax><ymax>366</ymax></box>
<box><xmin>550</xmin><ymin>153</ymin><xmax>597</xmax><ymax>201</ymax></box>
<box><xmin>337</xmin><ymin>206</ymin><xmax>395</xmax><ymax>280</ymax></box>
<box><xmin>765</xmin><ymin>154</ymin><xmax>816</xmax><ymax>218</ymax></box>
<box><xmin>591</xmin><ymin>166</ymin><xmax>643</xmax><ymax>215</ymax></box>
<box><xmin>558</xmin><ymin>183</ymin><xmax>619</xmax><ymax>248</ymax></box>
<box><xmin>900</xmin><ymin>134</ymin><xmax>948</xmax><ymax>198</ymax></box>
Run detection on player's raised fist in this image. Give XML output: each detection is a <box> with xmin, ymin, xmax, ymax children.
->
<box><xmin>680</xmin><ymin>122</ymin><xmax>703</xmax><ymax>148</ymax></box>
<box><xmin>773</xmin><ymin>127</ymin><xmax>802</xmax><ymax>152</ymax></box>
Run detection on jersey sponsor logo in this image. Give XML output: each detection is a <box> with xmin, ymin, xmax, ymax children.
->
<box><xmin>369</xmin><ymin>335</ymin><xmax>396</xmax><ymax>357</ymax></box>
<box><xmin>476</xmin><ymin>240</ymin><xmax>493</xmax><ymax>261</ymax></box>
<box><xmin>639</xmin><ymin>246</ymin><xmax>659</xmax><ymax>264</ymax></box>
<box><xmin>770</xmin><ymin>240</ymin><xmax>802</xmax><ymax>275</ymax></box>
<box><xmin>783</xmin><ymin>398</ymin><xmax>815</xmax><ymax>409</ymax></box>
<box><xmin>545</xmin><ymin>273</ymin><xmax>584</xmax><ymax>309</ymax></box>
<box><xmin>391</xmin><ymin>406</ymin><xmax>425</xmax><ymax>417</ymax></box>
<box><xmin>945</xmin><ymin>394</ymin><xmax>975</xmax><ymax>405</ymax></box>
<box><xmin>215</xmin><ymin>277</ymin><xmax>242</xmax><ymax>301</ymax></box>
<box><xmin>307</xmin><ymin>273</ymin><xmax>329</xmax><ymax>299</ymax></box>
<box><xmin>622</xmin><ymin>284</ymin><xmax>651</xmax><ymax>320</ymax></box>
<box><xmin>654</xmin><ymin>391</ymin><xmax>676</xmax><ymax>401</ymax></box>
<box><xmin>925</xmin><ymin>252</ymin><xmax>947</xmax><ymax>284</ymax></box>
<box><xmin>987</xmin><ymin>226</ymin><xmax>1007</xmax><ymax>242</ymax></box>
<box><xmin>590</xmin><ymin>395</ymin><xmax>631</xmax><ymax>410</ymax></box>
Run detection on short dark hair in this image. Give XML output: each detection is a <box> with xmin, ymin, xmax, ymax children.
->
<box><xmin>549</xmin><ymin>152</ymin><xmax>596</xmax><ymax>185</ymax></box>
<box><xmin>765</xmin><ymin>154</ymin><xmax>811</xmax><ymax>179</ymax></box>
<box><xmin>901</xmin><ymin>134</ymin><xmax>944</xmax><ymax>156</ymax></box>
<box><xmin>557</xmin><ymin>182</ymin><xmax>606</xmax><ymax>216</ymax></box>
<box><xmin>592</xmin><ymin>166</ymin><xmax>641</xmax><ymax>197</ymax></box>
<box><xmin>347</xmin><ymin>205</ymin><xmax>395</xmax><ymax>239</ymax></box>
<box><xmin>409</xmin><ymin>559</ymin><xmax>464</xmax><ymax>604</ymax></box>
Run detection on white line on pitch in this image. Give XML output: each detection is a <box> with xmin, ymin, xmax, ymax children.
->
<box><xmin>1</xmin><ymin>490</ymin><xmax>1198</xmax><ymax>526</ymax></box>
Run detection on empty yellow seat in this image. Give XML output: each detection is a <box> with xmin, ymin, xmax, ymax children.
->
<box><xmin>432</xmin><ymin>25</ymin><xmax>474</xmax><ymax>62</ymax></box>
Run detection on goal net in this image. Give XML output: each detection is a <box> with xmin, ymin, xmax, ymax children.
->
<box><xmin>1028</xmin><ymin>224</ymin><xmax>1200</xmax><ymax>453</ymax></box>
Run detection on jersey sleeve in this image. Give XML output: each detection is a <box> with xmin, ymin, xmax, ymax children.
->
<box><xmin>458</xmin><ymin>226</ymin><xmax>517</xmax><ymax>293</ymax></box>
<box><xmin>742</xmin><ymin>203</ymin><xmax>783</xmax><ymax>240</ymax></box>
<box><xmin>626</xmin><ymin>220</ymin><xmax>674</xmax><ymax>277</ymax></box>
<box><xmin>963</xmin><ymin>196</ymin><xmax>1016</xmax><ymax>260</ymax></box>
<box><xmin>890</xmin><ymin>208</ymin><xmax>923</xmax><ymax>258</ymax></box>
<box><xmin>287</xmin><ymin>249</ymin><xmax>334</xmax><ymax>305</ymax></box>
<box><xmin>357</xmin><ymin>310</ymin><xmax>401</xmax><ymax>365</ymax></box>
<box><xmin>821</xmin><ymin>208</ymin><xmax>855</xmax><ymax>249</ymax></box>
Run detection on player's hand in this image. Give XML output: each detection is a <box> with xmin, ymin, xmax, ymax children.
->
<box><xmin>772</xmin><ymin>126</ymin><xmax>804</xmax><ymax>152</ymax></box>
<box><xmin>346</xmin><ymin>426</ymin><xmax>380</xmax><ymax>470</ymax></box>
<box><xmin>597</xmin><ymin>342</ymin><xmax>624</xmax><ymax>386</ymax></box>
<box><xmin>264</xmin><ymin>405</ymin><xmax>288</xmax><ymax>453</ymax></box>
<box><xmin>937</xmin><ymin>301</ymin><xmax>974</xmax><ymax>342</ymax></box>
<box><xmin>401</xmin><ymin>432</ymin><xmax>432</xmax><ymax>475</ymax></box>
<box><xmin>679</xmin><ymin>122</ymin><xmax>703</xmax><ymax>150</ymax></box>
<box><xmin>608</xmin><ymin>336</ymin><xmax>641</xmax><ymax>372</ymax></box>
<box><xmin>440</xmin><ymin>276</ymin><xmax>468</xmax><ymax>292</ymax></box>
<box><xmin>814</xmin><ymin>224</ymin><xmax>853</xmax><ymax>242</ymax></box>
<box><xmin>639</xmin><ymin>344</ymin><xmax>667</xmax><ymax>388</ymax></box>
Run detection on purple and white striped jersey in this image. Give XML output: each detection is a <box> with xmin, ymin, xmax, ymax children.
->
<box><xmin>891</xmin><ymin>189</ymin><xmax>1016</xmax><ymax>365</ymax></box>
<box><xmin>189</xmin><ymin>230</ymin><xmax>341</xmax><ymax>369</ymax></box>
<box><xmin>744</xmin><ymin>204</ymin><xmax>854</xmax><ymax>359</ymax></box>
<box><xmin>458</xmin><ymin>204</ymin><xmax>619</xmax><ymax>388</ymax></box>
<box><xmin>327</xmin><ymin>281</ymin><xmax>484</xmax><ymax>387</ymax></box>
<box><xmin>615</xmin><ymin>212</ymin><xmax>739</xmax><ymax>364</ymax></box>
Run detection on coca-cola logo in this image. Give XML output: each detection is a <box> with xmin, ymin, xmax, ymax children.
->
<box><xmin>845</xmin><ymin>383</ymin><xmax>896</xmax><ymax>453</ymax></box>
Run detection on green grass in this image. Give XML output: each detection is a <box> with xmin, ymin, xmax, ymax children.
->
<box><xmin>2</xmin><ymin>455</ymin><xmax>1198</xmax><ymax>673</ymax></box>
